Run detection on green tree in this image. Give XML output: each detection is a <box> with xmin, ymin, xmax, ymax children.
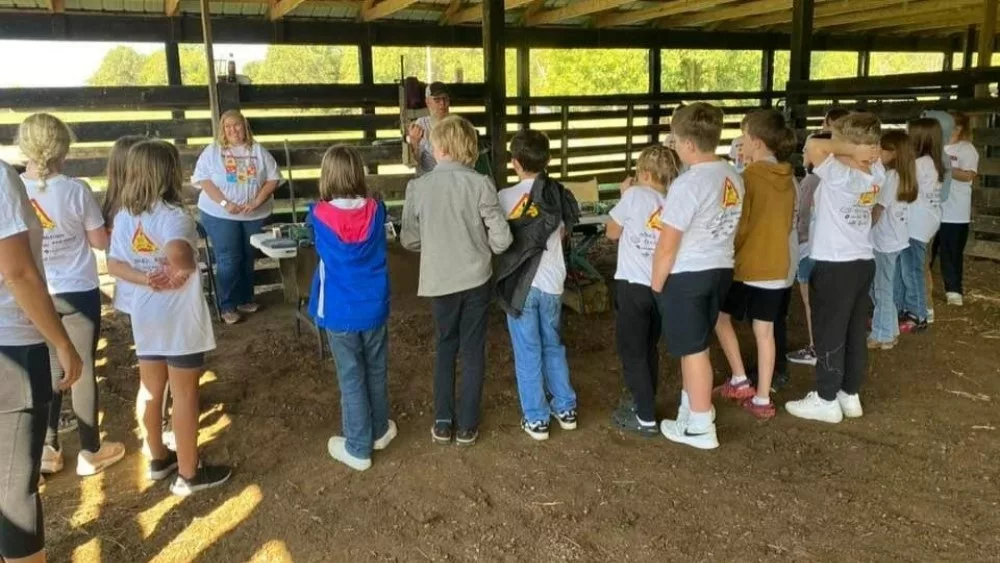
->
<box><xmin>244</xmin><ymin>45</ymin><xmax>359</xmax><ymax>84</ymax></box>
<box><xmin>86</xmin><ymin>46</ymin><xmax>146</xmax><ymax>86</ymax></box>
<box><xmin>531</xmin><ymin>49</ymin><xmax>647</xmax><ymax>96</ymax></box>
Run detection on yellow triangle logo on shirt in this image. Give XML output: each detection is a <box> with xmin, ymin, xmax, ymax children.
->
<box><xmin>131</xmin><ymin>222</ymin><xmax>158</xmax><ymax>254</ymax></box>
<box><xmin>858</xmin><ymin>183</ymin><xmax>880</xmax><ymax>206</ymax></box>
<box><xmin>722</xmin><ymin>177</ymin><xmax>740</xmax><ymax>208</ymax></box>
<box><xmin>646</xmin><ymin>206</ymin><xmax>663</xmax><ymax>231</ymax></box>
<box><xmin>507</xmin><ymin>193</ymin><xmax>539</xmax><ymax>219</ymax></box>
<box><xmin>30</xmin><ymin>199</ymin><xmax>56</xmax><ymax>230</ymax></box>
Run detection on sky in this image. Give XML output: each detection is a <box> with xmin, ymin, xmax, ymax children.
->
<box><xmin>0</xmin><ymin>40</ymin><xmax>268</xmax><ymax>87</ymax></box>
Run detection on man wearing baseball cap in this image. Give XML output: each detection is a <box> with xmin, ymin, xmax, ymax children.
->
<box><xmin>408</xmin><ymin>81</ymin><xmax>452</xmax><ymax>177</ymax></box>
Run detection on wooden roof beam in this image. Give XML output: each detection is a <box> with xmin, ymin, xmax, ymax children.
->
<box><xmin>821</xmin><ymin>0</ymin><xmax>980</xmax><ymax>30</ymax></box>
<box><xmin>47</xmin><ymin>0</ymin><xmax>65</xmax><ymax>12</ymax></box>
<box><xmin>447</xmin><ymin>0</ymin><xmax>535</xmax><ymax>25</ymax></box>
<box><xmin>725</xmin><ymin>0</ymin><xmax>905</xmax><ymax>31</ymax></box>
<box><xmin>361</xmin><ymin>0</ymin><xmax>421</xmax><ymax>21</ymax></box>
<box><xmin>658</xmin><ymin>0</ymin><xmax>790</xmax><ymax>28</ymax></box>
<box><xmin>439</xmin><ymin>0</ymin><xmax>463</xmax><ymax>24</ymax></box>
<box><xmin>269</xmin><ymin>0</ymin><xmax>307</xmax><ymax>19</ymax></box>
<box><xmin>526</xmin><ymin>0</ymin><xmax>635</xmax><ymax>26</ymax></box>
<box><xmin>165</xmin><ymin>0</ymin><xmax>180</xmax><ymax>16</ymax></box>
<box><xmin>596</xmin><ymin>0</ymin><xmax>738</xmax><ymax>28</ymax></box>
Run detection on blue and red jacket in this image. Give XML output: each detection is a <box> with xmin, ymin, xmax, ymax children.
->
<box><xmin>307</xmin><ymin>198</ymin><xmax>390</xmax><ymax>332</ymax></box>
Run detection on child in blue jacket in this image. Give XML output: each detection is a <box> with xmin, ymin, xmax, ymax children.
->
<box><xmin>309</xmin><ymin>145</ymin><xmax>395</xmax><ymax>472</ymax></box>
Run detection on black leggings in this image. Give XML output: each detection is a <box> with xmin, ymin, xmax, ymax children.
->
<box><xmin>46</xmin><ymin>289</ymin><xmax>102</xmax><ymax>453</ymax></box>
<box><xmin>0</xmin><ymin>343</ymin><xmax>51</xmax><ymax>559</ymax></box>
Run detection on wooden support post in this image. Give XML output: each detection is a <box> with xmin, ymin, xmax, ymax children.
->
<box><xmin>857</xmin><ymin>50</ymin><xmax>870</xmax><ymax>78</ymax></box>
<box><xmin>165</xmin><ymin>41</ymin><xmax>187</xmax><ymax>145</ymax></box>
<box><xmin>199</xmin><ymin>0</ymin><xmax>221</xmax><ymax>138</ymax></box>
<box><xmin>359</xmin><ymin>41</ymin><xmax>378</xmax><ymax>173</ymax></box>
<box><xmin>648</xmin><ymin>47</ymin><xmax>662</xmax><ymax>144</ymax></box>
<box><xmin>517</xmin><ymin>46</ymin><xmax>530</xmax><ymax>131</ymax></box>
<box><xmin>483</xmin><ymin>0</ymin><xmax>507</xmax><ymax>188</ymax></box>
<box><xmin>760</xmin><ymin>48</ymin><xmax>775</xmax><ymax>108</ymax></box>
<box><xmin>788</xmin><ymin>0</ymin><xmax>815</xmax><ymax>131</ymax></box>
<box><xmin>942</xmin><ymin>50</ymin><xmax>954</xmax><ymax>101</ymax></box>
<box><xmin>625</xmin><ymin>103</ymin><xmax>635</xmax><ymax>176</ymax></box>
<box><xmin>976</xmin><ymin>0</ymin><xmax>997</xmax><ymax>99</ymax></box>
<box><xmin>560</xmin><ymin>105</ymin><xmax>569</xmax><ymax>180</ymax></box>
<box><xmin>963</xmin><ymin>25</ymin><xmax>976</xmax><ymax>70</ymax></box>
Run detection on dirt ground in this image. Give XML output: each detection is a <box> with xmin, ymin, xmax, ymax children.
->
<box><xmin>41</xmin><ymin>244</ymin><xmax>1000</xmax><ymax>562</ymax></box>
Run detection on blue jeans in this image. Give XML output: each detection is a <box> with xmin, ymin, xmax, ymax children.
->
<box><xmin>506</xmin><ymin>288</ymin><xmax>576</xmax><ymax>424</ymax></box>
<box><xmin>326</xmin><ymin>324</ymin><xmax>390</xmax><ymax>460</ymax></box>
<box><xmin>872</xmin><ymin>251</ymin><xmax>901</xmax><ymax>343</ymax></box>
<box><xmin>894</xmin><ymin>239</ymin><xmax>928</xmax><ymax>321</ymax></box>
<box><xmin>199</xmin><ymin>213</ymin><xmax>265</xmax><ymax>313</ymax></box>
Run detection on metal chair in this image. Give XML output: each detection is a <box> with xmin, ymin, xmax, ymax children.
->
<box><xmin>195</xmin><ymin>222</ymin><xmax>222</xmax><ymax>322</ymax></box>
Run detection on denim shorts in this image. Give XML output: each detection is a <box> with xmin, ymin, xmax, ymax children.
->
<box><xmin>136</xmin><ymin>353</ymin><xmax>205</xmax><ymax>369</ymax></box>
<box><xmin>796</xmin><ymin>257</ymin><xmax>816</xmax><ymax>284</ymax></box>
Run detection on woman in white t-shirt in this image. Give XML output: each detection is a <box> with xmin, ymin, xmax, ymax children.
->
<box><xmin>0</xmin><ymin>158</ymin><xmax>82</xmax><ymax>563</ymax></box>
<box><xmin>107</xmin><ymin>140</ymin><xmax>231</xmax><ymax>497</ymax></box>
<box><xmin>937</xmin><ymin>112</ymin><xmax>980</xmax><ymax>306</ymax></box>
<box><xmin>17</xmin><ymin>113</ymin><xmax>126</xmax><ymax>477</ymax></box>
<box><xmin>896</xmin><ymin>118</ymin><xmax>945</xmax><ymax>332</ymax></box>
<box><xmin>870</xmin><ymin>131</ymin><xmax>918</xmax><ymax>349</ymax></box>
<box><xmin>192</xmin><ymin>110</ymin><xmax>281</xmax><ymax>325</ymax></box>
<box><xmin>606</xmin><ymin>146</ymin><xmax>681</xmax><ymax>436</ymax></box>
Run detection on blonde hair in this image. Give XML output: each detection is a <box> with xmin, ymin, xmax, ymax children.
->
<box><xmin>17</xmin><ymin>113</ymin><xmax>74</xmax><ymax>189</ymax></box>
<box><xmin>635</xmin><ymin>145</ymin><xmax>682</xmax><ymax>188</ymax></box>
<box><xmin>218</xmin><ymin>109</ymin><xmax>255</xmax><ymax>148</ymax></box>
<box><xmin>319</xmin><ymin>145</ymin><xmax>368</xmax><ymax>200</ymax></box>
<box><xmin>671</xmin><ymin>102</ymin><xmax>724</xmax><ymax>153</ymax></box>
<box><xmin>430</xmin><ymin>115</ymin><xmax>479</xmax><ymax>167</ymax></box>
<box><xmin>120</xmin><ymin>140</ymin><xmax>184</xmax><ymax>215</ymax></box>
<box><xmin>102</xmin><ymin>135</ymin><xmax>147</xmax><ymax>225</ymax></box>
<box><xmin>832</xmin><ymin>112</ymin><xmax>881</xmax><ymax>146</ymax></box>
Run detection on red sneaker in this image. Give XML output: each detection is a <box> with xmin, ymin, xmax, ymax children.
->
<box><xmin>741</xmin><ymin>397</ymin><xmax>776</xmax><ymax>419</ymax></box>
<box><xmin>713</xmin><ymin>378</ymin><xmax>756</xmax><ymax>400</ymax></box>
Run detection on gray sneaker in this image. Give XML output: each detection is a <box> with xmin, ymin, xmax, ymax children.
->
<box><xmin>787</xmin><ymin>346</ymin><xmax>817</xmax><ymax>366</ymax></box>
<box><xmin>611</xmin><ymin>405</ymin><xmax>659</xmax><ymax>438</ymax></box>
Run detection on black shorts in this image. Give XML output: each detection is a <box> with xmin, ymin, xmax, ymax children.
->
<box><xmin>0</xmin><ymin>343</ymin><xmax>51</xmax><ymax>559</ymax></box>
<box><xmin>137</xmin><ymin>353</ymin><xmax>205</xmax><ymax>369</ymax></box>
<box><xmin>722</xmin><ymin>282</ymin><xmax>788</xmax><ymax>323</ymax></box>
<box><xmin>657</xmin><ymin>268</ymin><xmax>733</xmax><ymax>357</ymax></box>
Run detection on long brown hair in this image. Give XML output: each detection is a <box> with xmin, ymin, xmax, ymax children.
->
<box><xmin>102</xmin><ymin>135</ymin><xmax>147</xmax><ymax>224</ymax></box>
<box><xmin>120</xmin><ymin>140</ymin><xmax>184</xmax><ymax>215</ymax></box>
<box><xmin>319</xmin><ymin>145</ymin><xmax>368</xmax><ymax>200</ymax></box>
<box><xmin>908</xmin><ymin>118</ymin><xmax>945</xmax><ymax>183</ymax></box>
<box><xmin>880</xmin><ymin>130</ymin><xmax>918</xmax><ymax>204</ymax></box>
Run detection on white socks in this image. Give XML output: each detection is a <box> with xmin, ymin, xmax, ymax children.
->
<box><xmin>730</xmin><ymin>374</ymin><xmax>748</xmax><ymax>384</ymax></box>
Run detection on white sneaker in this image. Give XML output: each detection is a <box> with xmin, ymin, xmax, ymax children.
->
<box><xmin>927</xmin><ymin>308</ymin><xmax>935</xmax><ymax>324</ymax></box>
<box><xmin>785</xmin><ymin>391</ymin><xmax>843</xmax><ymax>424</ymax></box>
<box><xmin>836</xmin><ymin>391</ymin><xmax>864</xmax><ymax>418</ymax></box>
<box><xmin>946</xmin><ymin>292</ymin><xmax>963</xmax><ymax>306</ymax></box>
<box><xmin>676</xmin><ymin>403</ymin><xmax>717</xmax><ymax>425</ymax></box>
<box><xmin>77</xmin><ymin>441</ymin><xmax>126</xmax><ymax>476</ymax></box>
<box><xmin>373</xmin><ymin>420</ymin><xmax>398</xmax><ymax>451</ymax></box>
<box><xmin>327</xmin><ymin>437</ymin><xmax>372</xmax><ymax>472</ymax></box>
<box><xmin>660</xmin><ymin>418</ymin><xmax>719</xmax><ymax>450</ymax></box>
<box><xmin>41</xmin><ymin>445</ymin><xmax>64</xmax><ymax>474</ymax></box>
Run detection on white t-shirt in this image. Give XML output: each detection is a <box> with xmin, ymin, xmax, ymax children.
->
<box><xmin>0</xmin><ymin>162</ymin><xmax>46</xmax><ymax>346</ymax></box>
<box><xmin>497</xmin><ymin>179</ymin><xmax>566</xmax><ymax>296</ymax></box>
<box><xmin>810</xmin><ymin>155</ymin><xmax>884</xmax><ymax>262</ymax></box>
<box><xmin>871</xmin><ymin>170</ymin><xmax>910</xmax><ymax>254</ymax></box>
<box><xmin>193</xmin><ymin>142</ymin><xmax>281</xmax><ymax>222</ymax></box>
<box><xmin>108</xmin><ymin>203</ymin><xmax>216</xmax><ymax>356</ymax></box>
<box><xmin>942</xmin><ymin>141</ymin><xmax>979</xmax><ymax>224</ymax></box>
<box><xmin>908</xmin><ymin>155</ymin><xmax>943</xmax><ymax>243</ymax></box>
<box><xmin>660</xmin><ymin>161</ymin><xmax>744</xmax><ymax>274</ymax></box>
<box><xmin>609</xmin><ymin>185</ymin><xmax>666</xmax><ymax>287</ymax></box>
<box><xmin>21</xmin><ymin>174</ymin><xmax>104</xmax><ymax>295</ymax></box>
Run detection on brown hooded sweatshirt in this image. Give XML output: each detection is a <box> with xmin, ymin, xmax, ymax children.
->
<box><xmin>734</xmin><ymin>160</ymin><xmax>796</xmax><ymax>282</ymax></box>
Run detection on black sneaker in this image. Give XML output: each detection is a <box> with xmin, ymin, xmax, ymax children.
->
<box><xmin>552</xmin><ymin>408</ymin><xmax>578</xmax><ymax>430</ymax></box>
<box><xmin>612</xmin><ymin>406</ymin><xmax>658</xmax><ymax>438</ymax></box>
<box><xmin>455</xmin><ymin>428</ymin><xmax>478</xmax><ymax>447</ymax></box>
<box><xmin>522</xmin><ymin>420</ymin><xmax>550</xmax><ymax>441</ymax></box>
<box><xmin>431</xmin><ymin>421</ymin><xmax>452</xmax><ymax>445</ymax></box>
<box><xmin>58</xmin><ymin>411</ymin><xmax>78</xmax><ymax>435</ymax></box>
<box><xmin>148</xmin><ymin>451</ymin><xmax>179</xmax><ymax>481</ymax></box>
<box><xmin>170</xmin><ymin>464</ymin><xmax>232</xmax><ymax>497</ymax></box>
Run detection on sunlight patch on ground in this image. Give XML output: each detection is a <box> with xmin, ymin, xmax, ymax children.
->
<box><xmin>96</xmin><ymin>356</ymin><xmax>108</xmax><ymax>368</ymax></box>
<box><xmin>249</xmin><ymin>540</ymin><xmax>294</xmax><ymax>562</ymax></box>
<box><xmin>133</xmin><ymin>453</ymin><xmax>156</xmax><ymax>494</ymax></box>
<box><xmin>149</xmin><ymin>485</ymin><xmax>263</xmax><ymax>563</ymax></box>
<box><xmin>97</xmin><ymin>337</ymin><xmax>108</xmax><ymax>352</ymax></box>
<box><xmin>71</xmin><ymin>471</ymin><xmax>105</xmax><ymax>527</ymax></box>
<box><xmin>72</xmin><ymin>536</ymin><xmax>102</xmax><ymax>563</ymax></box>
<box><xmin>198</xmin><ymin>409</ymin><xmax>232</xmax><ymax>447</ymax></box>
<box><xmin>136</xmin><ymin>494</ymin><xmax>184</xmax><ymax>540</ymax></box>
<box><xmin>199</xmin><ymin>370</ymin><xmax>218</xmax><ymax>384</ymax></box>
